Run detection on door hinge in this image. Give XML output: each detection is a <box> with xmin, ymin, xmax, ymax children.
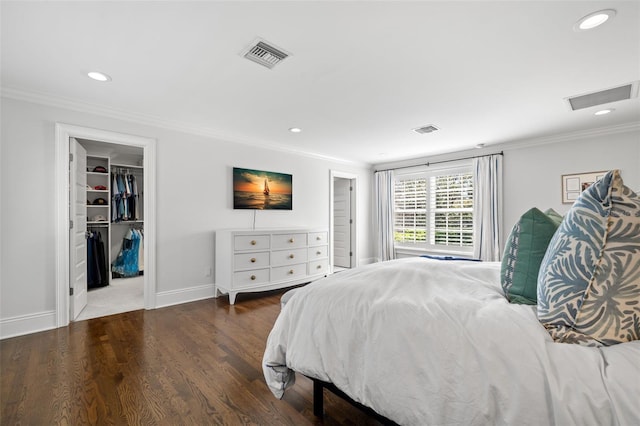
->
<box><xmin>70</xmin><ymin>220</ymin><xmax>74</xmax><ymax>229</ymax></box>
<box><xmin>69</xmin><ymin>153</ymin><xmax>74</xmax><ymax>162</ymax></box>
<box><xmin>349</xmin><ymin>219</ymin><xmax>353</xmax><ymax>224</ymax></box>
<box><xmin>69</xmin><ymin>287</ymin><xmax>74</xmax><ymax>296</ymax></box>
<box><xmin>350</xmin><ymin>186</ymin><xmax>353</xmax><ymax>191</ymax></box>
<box><xmin>349</xmin><ymin>252</ymin><xmax>353</xmax><ymax>257</ymax></box>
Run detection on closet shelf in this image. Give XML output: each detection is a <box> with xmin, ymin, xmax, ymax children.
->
<box><xmin>112</xmin><ymin>163</ymin><xmax>143</xmax><ymax>169</ymax></box>
<box><xmin>85</xmin><ymin>151</ymin><xmax>143</xmax><ymax>287</ymax></box>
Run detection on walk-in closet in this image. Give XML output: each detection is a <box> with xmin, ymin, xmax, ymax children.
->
<box><xmin>75</xmin><ymin>138</ymin><xmax>145</xmax><ymax>321</ymax></box>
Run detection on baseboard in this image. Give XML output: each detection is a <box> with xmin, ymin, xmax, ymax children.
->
<box><xmin>0</xmin><ymin>310</ymin><xmax>57</xmax><ymax>340</ymax></box>
<box><xmin>155</xmin><ymin>283</ymin><xmax>216</xmax><ymax>309</ymax></box>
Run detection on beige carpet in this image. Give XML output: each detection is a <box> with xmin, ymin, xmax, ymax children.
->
<box><xmin>75</xmin><ymin>276</ymin><xmax>144</xmax><ymax>321</ymax></box>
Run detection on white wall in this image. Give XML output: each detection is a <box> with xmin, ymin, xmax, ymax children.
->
<box><xmin>502</xmin><ymin>130</ymin><xmax>640</xmax><ymax>233</ymax></box>
<box><xmin>0</xmin><ymin>97</ymin><xmax>374</xmax><ymax>338</ymax></box>
<box><xmin>375</xmin><ymin>125</ymin><xmax>640</xmax><ymax>249</ymax></box>
<box><xmin>2</xmin><ymin>94</ymin><xmax>637</xmax><ymax>339</ymax></box>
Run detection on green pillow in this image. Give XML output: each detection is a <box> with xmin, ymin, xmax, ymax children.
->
<box><xmin>543</xmin><ymin>208</ymin><xmax>563</xmax><ymax>226</ymax></box>
<box><xmin>501</xmin><ymin>208</ymin><xmax>562</xmax><ymax>304</ymax></box>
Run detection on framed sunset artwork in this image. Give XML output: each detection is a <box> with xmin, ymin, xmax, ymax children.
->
<box><xmin>233</xmin><ymin>167</ymin><xmax>293</xmax><ymax>210</ymax></box>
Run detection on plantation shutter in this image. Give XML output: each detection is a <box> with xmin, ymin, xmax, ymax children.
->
<box><xmin>393</xmin><ymin>166</ymin><xmax>474</xmax><ymax>254</ymax></box>
<box><xmin>394</xmin><ymin>177</ymin><xmax>427</xmax><ymax>243</ymax></box>
<box><xmin>430</xmin><ymin>173</ymin><xmax>473</xmax><ymax>247</ymax></box>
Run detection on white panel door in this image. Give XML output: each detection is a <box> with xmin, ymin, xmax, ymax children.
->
<box><xmin>70</xmin><ymin>138</ymin><xmax>88</xmax><ymax>320</ymax></box>
<box><xmin>333</xmin><ymin>178</ymin><xmax>351</xmax><ymax>268</ymax></box>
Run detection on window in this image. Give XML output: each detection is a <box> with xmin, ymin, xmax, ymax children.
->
<box><xmin>394</xmin><ymin>166</ymin><xmax>473</xmax><ymax>254</ymax></box>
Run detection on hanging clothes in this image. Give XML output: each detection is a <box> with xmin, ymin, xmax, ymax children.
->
<box><xmin>111</xmin><ymin>173</ymin><xmax>119</xmax><ymax>222</ymax></box>
<box><xmin>126</xmin><ymin>174</ymin><xmax>137</xmax><ymax>221</ymax></box>
<box><xmin>87</xmin><ymin>230</ymin><xmax>108</xmax><ymax>288</ymax></box>
<box><xmin>132</xmin><ymin>175</ymin><xmax>140</xmax><ymax>220</ymax></box>
<box><xmin>137</xmin><ymin>229</ymin><xmax>144</xmax><ymax>273</ymax></box>
<box><xmin>111</xmin><ymin>170</ymin><xmax>140</xmax><ymax>222</ymax></box>
<box><xmin>112</xmin><ymin>228</ymin><xmax>141</xmax><ymax>278</ymax></box>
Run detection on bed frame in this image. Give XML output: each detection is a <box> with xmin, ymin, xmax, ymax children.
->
<box><xmin>308</xmin><ymin>376</ymin><xmax>399</xmax><ymax>425</ymax></box>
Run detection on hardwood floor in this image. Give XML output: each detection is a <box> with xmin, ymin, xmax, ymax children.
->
<box><xmin>1</xmin><ymin>289</ymin><xmax>383</xmax><ymax>425</ymax></box>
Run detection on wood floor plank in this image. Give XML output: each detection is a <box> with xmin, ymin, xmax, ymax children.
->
<box><xmin>1</xmin><ymin>288</ymin><xmax>383</xmax><ymax>425</ymax></box>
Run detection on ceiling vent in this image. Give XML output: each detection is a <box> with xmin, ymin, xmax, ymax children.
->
<box><xmin>413</xmin><ymin>125</ymin><xmax>440</xmax><ymax>134</ymax></box>
<box><xmin>242</xmin><ymin>39</ymin><xmax>289</xmax><ymax>69</ymax></box>
<box><xmin>566</xmin><ymin>82</ymin><xmax>639</xmax><ymax>111</ymax></box>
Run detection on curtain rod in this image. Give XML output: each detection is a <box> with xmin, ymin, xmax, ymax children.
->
<box><xmin>374</xmin><ymin>151</ymin><xmax>504</xmax><ymax>173</ymax></box>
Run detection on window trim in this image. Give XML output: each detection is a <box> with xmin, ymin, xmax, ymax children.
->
<box><xmin>393</xmin><ymin>163</ymin><xmax>474</xmax><ymax>256</ymax></box>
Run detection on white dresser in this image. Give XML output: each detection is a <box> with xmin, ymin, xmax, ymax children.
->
<box><xmin>215</xmin><ymin>228</ymin><xmax>329</xmax><ymax>304</ymax></box>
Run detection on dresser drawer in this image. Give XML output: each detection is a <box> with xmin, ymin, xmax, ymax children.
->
<box><xmin>308</xmin><ymin>231</ymin><xmax>328</xmax><ymax>246</ymax></box>
<box><xmin>308</xmin><ymin>245</ymin><xmax>328</xmax><ymax>260</ymax></box>
<box><xmin>233</xmin><ymin>268</ymin><xmax>269</xmax><ymax>289</ymax></box>
<box><xmin>271</xmin><ymin>248</ymin><xmax>308</xmax><ymax>266</ymax></box>
<box><xmin>272</xmin><ymin>263</ymin><xmax>307</xmax><ymax>281</ymax></box>
<box><xmin>234</xmin><ymin>235</ymin><xmax>270</xmax><ymax>251</ymax></box>
<box><xmin>309</xmin><ymin>259</ymin><xmax>329</xmax><ymax>275</ymax></box>
<box><xmin>216</xmin><ymin>228</ymin><xmax>328</xmax><ymax>305</ymax></box>
<box><xmin>234</xmin><ymin>252</ymin><xmax>270</xmax><ymax>271</ymax></box>
<box><xmin>272</xmin><ymin>233</ymin><xmax>307</xmax><ymax>250</ymax></box>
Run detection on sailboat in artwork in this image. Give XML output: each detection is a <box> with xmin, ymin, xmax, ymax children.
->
<box><xmin>263</xmin><ymin>178</ymin><xmax>270</xmax><ymax>196</ymax></box>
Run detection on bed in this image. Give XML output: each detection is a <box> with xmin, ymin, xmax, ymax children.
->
<box><xmin>262</xmin><ymin>257</ymin><xmax>640</xmax><ymax>425</ymax></box>
<box><xmin>263</xmin><ymin>170</ymin><xmax>640</xmax><ymax>425</ymax></box>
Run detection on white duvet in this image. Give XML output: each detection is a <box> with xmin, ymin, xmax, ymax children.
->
<box><xmin>263</xmin><ymin>257</ymin><xmax>640</xmax><ymax>426</ymax></box>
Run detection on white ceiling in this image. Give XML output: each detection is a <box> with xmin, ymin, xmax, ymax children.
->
<box><xmin>2</xmin><ymin>1</ymin><xmax>639</xmax><ymax>165</ymax></box>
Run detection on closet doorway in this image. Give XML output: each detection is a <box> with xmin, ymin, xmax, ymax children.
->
<box><xmin>55</xmin><ymin>124</ymin><xmax>157</xmax><ymax>327</ymax></box>
<box><xmin>330</xmin><ymin>171</ymin><xmax>357</xmax><ymax>272</ymax></box>
<box><xmin>76</xmin><ymin>138</ymin><xmax>145</xmax><ymax>321</ymax></box>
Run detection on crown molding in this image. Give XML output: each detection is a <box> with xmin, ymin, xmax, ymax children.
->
<box><xmin>1</xmin><ymin>86</ymin><xmax>367</xmax><ymax>167</ymax></box>
<box><xmin>488</xmin><ymin>122</ymin><xmax>640</xmax><ymax>152</ymax></box>
<box><xmin>373</xmin><ymin>121</ymin><xmax>640</xmax><ymax>171</ymax></box>
<box><xmin>4</xmin><ymin>86</ymin><xmax>635</xmax><ymax>169</ymax></box>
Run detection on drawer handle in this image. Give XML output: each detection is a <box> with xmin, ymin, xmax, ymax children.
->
<box><xmin>289</xmin><ymin>254</ymin><xmax>295</xmax><ymax>259</ymax></box>
<box><xmin>250</xmin><ymin>258</ymin><xmax>256</xmax><ymax>263</ymax></box>
<box><xmin>251</xmin><ymin>240</ymin><xmax>257</xmax><ymax>245</ymax></box>
<box><xmin>316</xmin><ymin>251</ymin><xmax>322</xmax><ymax>255</ymax></box>
<box><xmin>289</xmin><ymin>238</ymin><xmax>295</xmax><ymax>243</ymax></box>
<box><xmin>289</xmin><ymin>269</ymin><xmax>294</xmax><ymax>274</ymax></box>
<box><xmin>316</xmin><ymin>236</ymin><xmax>322</xmax><ymax>240</ymax></box>
<box><xmin>250</xmin><ymin>275</ymin><xmax>256</xmax><ymax>280</ymax></box>
<box><xmin>317</xmin><ymin>265</ymin><xmax>322</xmax><ymax>269</ymax></box>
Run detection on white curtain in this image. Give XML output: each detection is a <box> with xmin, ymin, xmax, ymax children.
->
<box><xmin>375</xmin><ymin>169</ymin><xmax>395</xmax><ymax>262</ymax></box>
<box><xmin>472</xmin><ymin>154</ymin><xmax>503</xmax><ymax>261</ymax></box>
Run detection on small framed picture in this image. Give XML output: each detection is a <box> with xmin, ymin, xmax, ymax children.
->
<box><xmin>561</xmin><ymin>171</ymin><xmax>608</xmax><ymax>204</ymax></box>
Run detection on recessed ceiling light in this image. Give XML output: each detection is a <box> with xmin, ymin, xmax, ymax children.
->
<box><xmin>87</xmin><ymin>71</ymin><xmax>111</xmax><ymax>82</ymax></box>
<box><xmin>574</xmin><ymin>9</ymin><xmax>616</xmax><ymax>31</ymax></box>
<box><xmin>594</xmin><ymin>108</ymin><xmax>614</xmax><ymax>116</ymax></box>
<box><xmin>288</xmin><ymin>127</ymin><xmax>302</xmax><ymax>133</ymax></box>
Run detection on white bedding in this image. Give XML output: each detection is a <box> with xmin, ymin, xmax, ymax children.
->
<box><xmin>263</xmin><ymin>257</ymin><xmax>640</xmax><ymax>426</ymax></box>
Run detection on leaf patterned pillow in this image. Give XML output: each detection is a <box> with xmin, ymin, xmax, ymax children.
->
<box><xmin>537</xmin><ymin>170</ymin><xmax>640</xmax><ymax>346</ymax></box>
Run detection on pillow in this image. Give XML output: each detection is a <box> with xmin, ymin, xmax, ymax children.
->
<box><xmin>501</xmin><ymin>208</ymin><xmax>562</xmax><ymax>304</ymax></box>
<box><xmin>537</xmin><ymin>170</ymin><xmax>640</xmax><ymax>346</ymax></box>
<box><xmin>543</xmin><ymin>208</ymin><xmax>563</xmax><ymax>225</ymax></box>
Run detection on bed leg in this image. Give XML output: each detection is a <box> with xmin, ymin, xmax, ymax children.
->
<box><xmin>313</xmin><ymin>379</ymin><xmax>324</xmax><ymax>417</ymax></box>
